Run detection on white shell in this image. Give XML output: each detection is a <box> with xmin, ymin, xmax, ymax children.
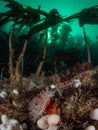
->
<box><xmin>50</xmin><ymin>84</ymin><xmax>56</xmax><ymax>89</ymax></box>
<box><xmin>85</xmin><ymin>125</ymin><xmax>95</xmax><ymax>130</ymax></box>
<box><xmin>13</xmin><ymin>89</ymin><xmax>19</xmax><ymax>95</ymax></box>
<box><xmin>73</xmin><ymin>79</ymin><xmax>82</xmax><ymax>88</ymax></box>
<box><xmin>90</xmin><ymin>108</ymin><xmax>98</xmax><ymax>120</ymax></box>
<box><xmin>0</xmin><ymin>91</ymin><xmax>7</xmax><ymax>98</ymax></box>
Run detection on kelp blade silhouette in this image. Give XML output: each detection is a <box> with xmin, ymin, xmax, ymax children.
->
<box><xmin>0</xmin><ymin>0</ymin><xmax>98</xmax><ymax>36</ymax></box>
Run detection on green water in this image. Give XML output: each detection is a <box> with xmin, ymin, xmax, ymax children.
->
<box><xmin>0</xmin><ymin>0</ymin><xmax>98</xmax><ymax>40</ymax></box>
<box><xmin>0</xmin><ymin>0</ymin><xmax>98</xmax><ymax>76</ymax></box>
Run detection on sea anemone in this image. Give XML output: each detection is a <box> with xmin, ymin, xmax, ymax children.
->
<box><xmin>28</xmin><ymin>88</ymin><xmax>55</xmax><ymax>122</ymax></box>
<box><xmin>0</xmin><ymin>114</ymin><xmax>23</xmax><ymax>130</ymax></box>
<box><xmin>90</xmin><ymin>108</ymin><xmax>98</xmax><ymax>120</ymax></box>
<box><xmin>37</xmin><ymin>114</ymin><xmax>61</xmax><ymax>130</ymax></box>
<box><xmin>85</xmin><ymin>125</ymin><xmax>95</xmax><ymax>130</ymax></box>
<box><xmin>37</xmin><ymin>115</ymin><xmax>49</xmax><ymax>129</ymax></box>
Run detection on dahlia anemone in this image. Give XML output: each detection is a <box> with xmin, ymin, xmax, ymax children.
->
<box><xmin>28</xmin><ymin>88</ymin><xmax>55</xmax><ymax>122</ymax></box>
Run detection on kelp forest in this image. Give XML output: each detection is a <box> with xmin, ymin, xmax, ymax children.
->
<box><xmin>0</xmin><ymin>0</ymin><xmax>98</xmax><ymax>130</ymax></box>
